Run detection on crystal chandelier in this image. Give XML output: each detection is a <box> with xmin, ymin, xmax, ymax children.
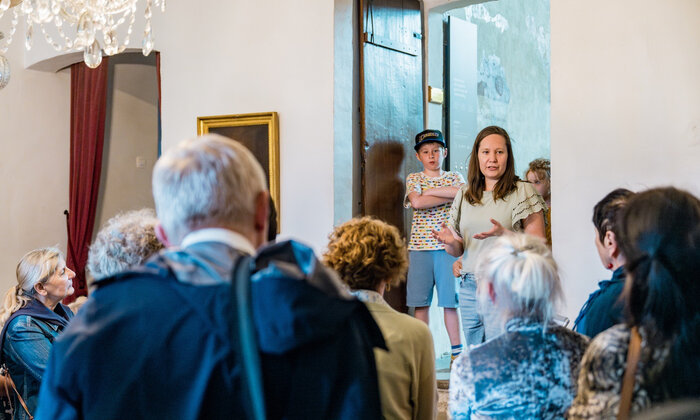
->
<box><xmin>0</xmin><ymin>0</ymin><xmax>164</xmax><ymax>89</ymax></box>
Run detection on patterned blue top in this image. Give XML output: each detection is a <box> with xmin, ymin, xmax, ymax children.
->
<box><xmin>450</xmin><ymin>318</ymin><xmax>589</xmax><ymax>419</ymax></box>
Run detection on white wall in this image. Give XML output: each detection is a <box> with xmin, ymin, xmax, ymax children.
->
<box><xmin>0</xmin><ymin>48</ymin><xmax>70</xmax><ymax>292</ymax></box>
<box><xmin>551</xmin><ymin>0</ymin><xmax>700</xmax><ymax>321</ymax></box>
<box><xmin>154</xmin><ymin>0</ymin><xmax>335</xmax><ymax>251</ymax></box>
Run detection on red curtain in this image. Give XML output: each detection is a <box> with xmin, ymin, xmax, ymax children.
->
<box><xmin>64</xmin><ymin>58</ymin><xmax>109</xmax><ymax>303</ymax></box>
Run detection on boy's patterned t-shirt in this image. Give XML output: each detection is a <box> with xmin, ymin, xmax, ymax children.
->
<box><xmin>404</xmin><ymin>171</ymin><xmax>465</xmax><ymax>250</ymax></box>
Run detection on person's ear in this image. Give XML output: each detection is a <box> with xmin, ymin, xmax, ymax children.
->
<box><xmin>415</xmin><ymin>151</ymin><xmax>420</xmax><ymax>161</ymax></box>
<box><xmin>605</xmin><ymin>230</ymin><xmax>620</xmax><ymax>259</ymax></box>
<box><xmin>254</xmin><ymin>191</ymin><xmax>269</xmax><ymax>236</ymax></box>
<box><xmin>443</xmin><ymin>148</ymin><xmax>448</xmax><ymax>158</ymax></box>
<box><xmin>34</xmin><ymin>282</ymin><xmax>47</xmax><ymax>297</ymax></box>
<box><xmin>155</xmin><ymin>223</ymin><xmax>171</xmax><ymax>247</ymax></box>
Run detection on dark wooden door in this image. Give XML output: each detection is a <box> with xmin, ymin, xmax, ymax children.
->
<box><xmin>360</xmin><ymin>0</ymin><xmax>423</xmax><ymax>313</ymax></box>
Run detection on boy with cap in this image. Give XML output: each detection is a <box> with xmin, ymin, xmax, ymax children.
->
<box><xmin>404</xmin><ymin>129</ymin><xmax>464</xmax><ymax>361</ymax></box>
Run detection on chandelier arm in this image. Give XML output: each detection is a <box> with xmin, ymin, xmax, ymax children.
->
<box><xmin>0</xmin><ymin>0</ymin><xmax>160</xmax><ymax>87</ymax></box>
<box><xmin>0</xmin><ymin>8</ymin><xmax>19</xmax><ymax>53</ymax></box>
<box><xmin>39</xmin><ymin>22</ymin><xmax>64</xmax><ymax>51</ymax></box>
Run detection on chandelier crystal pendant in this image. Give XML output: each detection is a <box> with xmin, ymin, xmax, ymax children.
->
<box><xmin>0</xmin><ymin>0</ymin><xmax>164</xmax><ymax>89</ymax></box>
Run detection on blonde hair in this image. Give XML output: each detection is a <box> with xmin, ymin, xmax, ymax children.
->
<box><xmin>323</xmin><ymin>217</ymin><xmax>408</xmax><ymax>291</ymax></box>
<box><xmin>476</xmin><ymin>233</ymin><xmax>562</xmax><ymax>328</ymax></box>
<box><xmin>0</xmin><ymin>247</ymin><xmax>63</xmax><ymax>327</ymax></box>
<box><xmin>524</xmin><ymin>158</ymin><xmax>551</xmax><ymax>183</ymax></box>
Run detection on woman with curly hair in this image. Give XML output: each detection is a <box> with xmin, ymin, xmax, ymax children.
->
<box><xmin>324</xmin><ymin>217</ymin><xmax>437</xmax><ymax>420</ymax></box>
<box><xmin>87</xmin><ymin>208</ymin><xmax>164</xmax><ymax>281</ymax></box>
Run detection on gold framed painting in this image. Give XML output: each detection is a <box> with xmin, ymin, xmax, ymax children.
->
<box><xmin>197</xmin><ymin>112</ymin><xmax>280</xmax><ymax>232</ymax></box>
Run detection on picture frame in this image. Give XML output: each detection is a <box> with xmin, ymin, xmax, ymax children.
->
<box><xmin>197</xmin><ymin>112</ymin><xmax>280</xmax><ymax>232</ymax></box>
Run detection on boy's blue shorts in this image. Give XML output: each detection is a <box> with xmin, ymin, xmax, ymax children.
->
<box><xmin>406</xmin><ymin>249</ymin><xmax>459</xmax><ymax>308</ymax></box>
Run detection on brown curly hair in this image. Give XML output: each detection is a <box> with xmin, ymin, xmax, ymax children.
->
<box><xmin>323</xmin><ymin>217</ymin><xmax>408</xmax><ymax>291</ymax></box>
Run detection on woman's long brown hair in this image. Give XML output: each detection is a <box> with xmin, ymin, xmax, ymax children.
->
<box><xmin>464</xmin><ymin>126</ymin><xmax>519</xmax><ymax>205</ymax></box>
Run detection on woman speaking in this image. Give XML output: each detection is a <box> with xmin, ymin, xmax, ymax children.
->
<box><xmin>433</xmin><ymin>126</ymin><xmax>546</xmax><ymax>344</ymax></box>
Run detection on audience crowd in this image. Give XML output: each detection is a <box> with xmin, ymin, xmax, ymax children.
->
<box><xmin>0</xmin><ymin>129</ymin><xmax>697</xmax><ymax>420</ymax></box>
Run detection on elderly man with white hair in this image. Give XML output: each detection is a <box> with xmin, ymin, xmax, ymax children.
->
<box><xmin>36</xmin><ymin>134</ymin><xmax>385</xmax><ymax>420</ymax></box>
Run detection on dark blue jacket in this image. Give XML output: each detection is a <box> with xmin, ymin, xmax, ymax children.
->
<box><xmin>0</xmin><ymin>299</ymin><xmax>73</xmax><ymax>420</ymax></box>
<box><xmin>574</xmin><ymin>267</ymin><xmax>626</xmax><ymax>338</ymax></box>
<box><xmin>36</xmin><ymin>240</ymin><xmax>385</xmax><ymax>420</ymax></box>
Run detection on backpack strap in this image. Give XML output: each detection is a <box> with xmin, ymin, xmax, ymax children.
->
<box><xmin>2</xmin><ymin>366</ymin><xmax>33</xmax><ymax>420</ymax></box>
<box><xmin>618</xmin><ymin>326</ymin><xmax>642</xmax><ymax>420</ymax></box>
<box><xmin>230</xmin><ymin>256</ymin><xmax>266</xmax><ymax>420</ymax></box>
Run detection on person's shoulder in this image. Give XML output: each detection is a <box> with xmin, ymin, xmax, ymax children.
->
<box><xmin>92</xmin><ymin>261</ymin><xmax>173</xmax><ymax>292</ymax></box>
<box><xmin>451</xmin><ymin>348</ymin><xmax>475</xmax><ymax>381</ymax></box>
<box><xmin>590</xmin><ymin>324</ymin><xmax>629</xmax><ymax>347</ymax></box>
<box><xmin>588</xmin><ymin>282</ymin><xmax>625</xmax><ymax>314</ymax></box>
<box><xmin>5</xmin><ymin>313</ymin><xmax>34</xmax><ymax>331</ymax></box>
<box><xmin>600</xmin><ymin>279</ymin><xmax>626</xmax><ymax>296</ymax></box>
<box><xmin>406</xmin><ymin>172</ymin><xmax>422</xmax><ymax>180</ymax></box>
<box><xmin>552</xmin><ymin>324</ymin><xmax>589</xmax><ymax>341</ymax></box>
<box><xmin>550</xmin><ymin>325</ymin><xmax>591</xmax><ymax>353</ymax></box>
<box><xmin>509</xmin><ymin>180</ymin><xmax>546</xmax><ymax>216</ymax></box>
<box><xmin>469</xmin><ymin>334</ymin><xmax>502</xmax><ymax>358</ymax></box>
<box><xmin>582</xmin><ymin>324</ymin><xmax>629</xmax><ymax>369</ymax></box>
<box><xmin>372</xmin><ymin>304</ymin><xmax>428</xmax><ymax>330</ymax></box>
<box><xmin>514</xmin><ymin>179</ymin><xmax>537</xmax><ymax>194</ymax></box>
<box><xmin>372</xmin><ymin>306</ymin><xmax>433</xmax><ymax>344</ymax></box>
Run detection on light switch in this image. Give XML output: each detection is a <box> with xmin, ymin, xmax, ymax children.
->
<box><xmin>136</xmin><ymin>156</ymin><xmax>146</xmax><ymax>168</ymax></box>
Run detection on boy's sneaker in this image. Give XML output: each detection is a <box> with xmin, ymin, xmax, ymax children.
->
<box><xmin>450</xmin><ymin>344</ymin><xmax>463</xmax><ymax>368</ymax></box>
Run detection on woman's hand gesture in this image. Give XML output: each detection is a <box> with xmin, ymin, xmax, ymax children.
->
<box><xmin>432</xmin><ymin>223</ymin><xmax>464</xmax><ymax>257</ymax></box>
<box><xmin>432</xmin><ymin>223</ymin><xmax>461</xmax><ymax>246</ymax></box>
<box><xmin>473</xmin><ymin>219</ymin><xmax>507</xmax><ymax>240</ymax></box>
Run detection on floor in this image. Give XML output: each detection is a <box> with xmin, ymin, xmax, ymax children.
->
<box><xmin>436</xmin><ymin>353</ymin><xmax>452</xmax><ymax>381</ymax></box>
<box><xmin>438</xmin><ymin>386</ymin><xmax>450</xmax><ymax>420</ymax></box>
<box><xmin>436</xmin><ymin>353</ymin><xmax>451</xmax><ymax>419</ymax></box>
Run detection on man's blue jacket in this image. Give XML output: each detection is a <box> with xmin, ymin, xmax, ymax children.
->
<box><xmin>36</xmin><ymin>240</ymin><xmax>385</xmax><ymax>419</ymax></box>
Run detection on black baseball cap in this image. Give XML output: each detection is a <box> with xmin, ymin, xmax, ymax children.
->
<box><xmin>414</xmin><ymin>129</ymin><xmax>446</xmax><ymax>151</ymax></box>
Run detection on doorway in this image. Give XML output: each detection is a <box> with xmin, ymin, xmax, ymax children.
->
<box><xmin>93</xmin><ymin>53</ymin><xmax>160</xmax><ymax>241</ymax></box>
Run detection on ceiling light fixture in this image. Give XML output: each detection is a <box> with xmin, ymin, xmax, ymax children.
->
<box><xmin>0</xmin><ymin>0</ymin><xmax>164</xmax><ymax>89</ymax></box>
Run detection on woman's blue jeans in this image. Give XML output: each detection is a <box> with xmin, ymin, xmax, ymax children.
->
<box><xmin>459</xmin><ymin>273</ymin><xmax>501</xmax><ymax>346</ymax></box>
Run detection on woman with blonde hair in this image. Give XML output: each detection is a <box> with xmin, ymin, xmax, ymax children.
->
<box><xmin>324</xmin><ymin>217</ymin><xmax>437</xmax><ymax>420</ymax></box>
<box><xmin>449</xmin><ymin>233</ymin><xmax>588</xmax><ymax>419</ymax></box>
<box><xmin>0</xmin><ymin>247</ymin><xmax>75</xmax><ymax>419</ymax></box>
<box><xmin>524</xmin><ymin>158</ymin><xmax>551</xmax><ymax>244</ymax></box>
